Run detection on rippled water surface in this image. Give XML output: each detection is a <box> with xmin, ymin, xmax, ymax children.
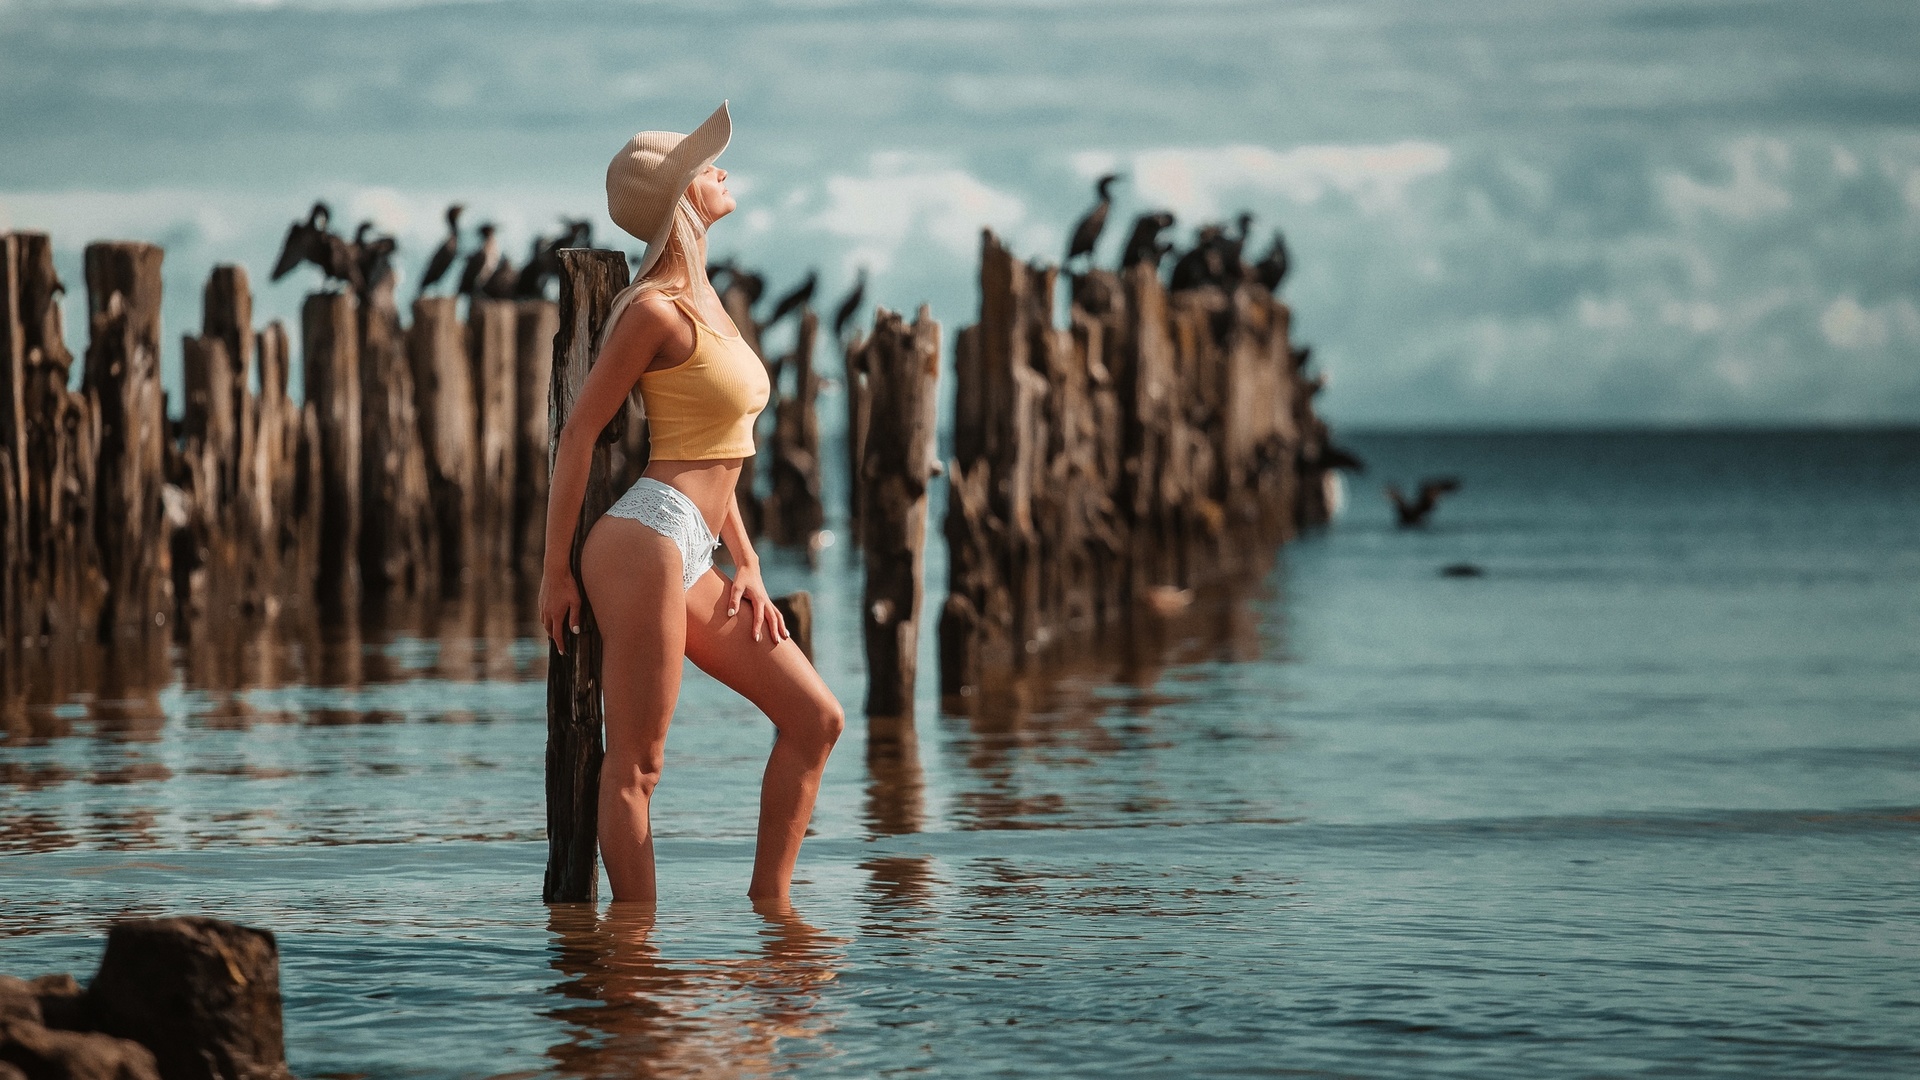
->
<box><xmin>4</xmin><ymin>431</ymin><xmax>1918</xmax><ymax>1078</ymax></box>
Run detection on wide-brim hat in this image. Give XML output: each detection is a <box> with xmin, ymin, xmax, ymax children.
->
<box><xmin>606</xmin><ymin>101</ymin><xmax>732</xmax><ymax>280</ymax></box>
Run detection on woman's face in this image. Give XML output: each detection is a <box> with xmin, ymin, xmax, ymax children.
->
<box><xmin>687</xmin><ymin>164</ymin><xmax>735</xmax><ymax>225</ymax></box>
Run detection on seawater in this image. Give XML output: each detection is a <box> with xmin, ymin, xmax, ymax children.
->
<box><xmin>3</xmin><ymin>430</ymin><xmax>1917</xmax><ymax>1078</ymax></box>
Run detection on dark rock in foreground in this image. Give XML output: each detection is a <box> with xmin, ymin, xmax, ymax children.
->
<box><xmin>0</xmin><ymin>917</ymin><xmax>292</xmax><ymax>1080</ymax></box>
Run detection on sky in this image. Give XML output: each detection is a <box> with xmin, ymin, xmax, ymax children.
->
<box><xmin>1</xmin><ymin>0</ymin><xmax>1917</xmax><ymax>427</ymax></box>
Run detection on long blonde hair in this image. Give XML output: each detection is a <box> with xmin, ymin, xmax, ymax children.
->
<box><xmin>594</xmin><ymin>194</ymin><xmax>707</xmax><ymax>362</ymax></box>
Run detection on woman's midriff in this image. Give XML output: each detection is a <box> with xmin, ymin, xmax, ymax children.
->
<box><xmin>639</xmin><ymin>458</ymin><xmax>743</xmax><ymax>538</ymax></box>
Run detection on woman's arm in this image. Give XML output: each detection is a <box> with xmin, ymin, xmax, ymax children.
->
<box><xmin>537</xmin><ymin>294</ymin><xmax>678</xmax><ymax>653</ymax></box>
<box><xmin>719</xmin><ymin>493</ymin><xmax>788</xmax><ymax>642</ymax></box>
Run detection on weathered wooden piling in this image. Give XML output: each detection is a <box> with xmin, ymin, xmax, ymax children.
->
<box><xmin>83</xmin><ymin>242</ymin><xmax>172</xmax><ymax>642</ymax></box>
<box><xmin>940</xmin><ymin>230</ymin><xmax>1324</xmax><ymax>699</ymax></box>
<box><xmin>841</xmin><ymin>323</ymin><xmax>873</xmax><ymax>539</ymax></box>
<box><xmin>544</xmin><ymin>248</ymin><xmax>630</xmax><ymax>904</ymax></box>
<box><xmin>763</xmin><ymin>309</ymin><xmax>825</xmax><ymax>552</ymax></box>
<box><xmin>408</xmin><ymin>296</ymin><xmax>478</xmax><ymax>592</ymax></box>
<box><xmin>356</xmin><ymin>280</ymin><xmax>435</xmax><ymax>599</ymax></box>
<box><xmin>512</xmin><ymin>300</ymin><xmax>559</xmax><ymax>578</ymax></box>
<box><xmin>301</xmin><ymin>291</ymin><xmax>361</xmax><ymax>618</ymax></box>
<box><xmin>857</xmin><ymin>306</ymin><xmax>942</xmax><ymax>720</ymax></box>
<box><xmin>2</xmin><ymin>232</ymin><xmax>105</xmax><ymax>664</ymax></box>
<box><xmin>470</xmin><ymin>298</ymin><xmax>519</xmax><ymax>577</ymax></box>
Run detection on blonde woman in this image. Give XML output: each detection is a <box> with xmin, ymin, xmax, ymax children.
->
<box><xmin>538</xmin><ymin>103</ymin><xmax>844</xmax><ymax>902</ymax></box>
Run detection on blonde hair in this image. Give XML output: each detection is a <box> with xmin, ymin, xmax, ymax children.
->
<box><xmin>594</xmin><ymin>194</ymin><xmax>707</xmax><ymax>362</ymax></box>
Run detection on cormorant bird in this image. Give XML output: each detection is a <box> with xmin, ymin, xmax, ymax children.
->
<box><xmin>269</xmin><ymin>202</ymin><xmax>360</xmax><ymax>291</ymax></box>
<box><xmin>417</xmin><ymin>204</ymin><xmax>464</xmax><ymax>300</ymax></box>
<box><xmin>353</xmin><ymin>222</ymin><xmax>398</xmax><ymax>295</ymax></box>
<box><xmin>1118</xmin><ymin>211</ymin><xmax>1176</xmax><ymax>272</ymax></box>
<box><xmin>512</xmin><ymin>231</ymin><xmax>553</xmax><ymax>298</ymax></box>
<box><xmin>1065</xmin><ymin>173</ymin><xmax>1122</xmax><ymax>268</ymax></box>
<box><xmin>457</xmin><ymin>223</ymin><xmax>501</xmax><ymax>298</ymax></box>
<box><xmin>1254</xmin><ymin>231</ymin><xmax>1291</xmax><ymax>292</ymax></box>
<box><xmin>1386</xmin><ymin>477</ymin><xmax>1461</xmax><ymax>528</ymax></box>
<box><xmin>271</xmin><ymin>203</ymin><xmax>328</xmax><ymax>281</ymax></box>
<box><xmin>764</xmin><ymin>270</ymin><xmax>817</xmax><ymax>330</ymax></box>
<box><xmin>482</xmin><ymin>256</ymin><xmax>518</xmax><ymax>299</ymax></box>
<box><xmin>1169</xmin><ymin>225</ymin><xmax>1227</xmax><ymax>291</ymax></box>
<box><xmin>831</xmin><ymin>268</ymin><xmax>867</xmax><ymax>341</ymax></box>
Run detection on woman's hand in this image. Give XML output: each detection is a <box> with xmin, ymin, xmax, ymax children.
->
<box><xmin>726</xmin><ymin>562</ymin><xmax>789</xmax><ymax>644</ymax></box>
<box><xmin>539</xmin><ymin>567</ymin><xmax>582</xmax><ymax>656</ymax></box>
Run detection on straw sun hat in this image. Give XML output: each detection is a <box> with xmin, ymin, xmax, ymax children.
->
<box><xmin>606</xmin><ymin>101</ymin><xmax>732</xmax><ymax>279</ymax></box>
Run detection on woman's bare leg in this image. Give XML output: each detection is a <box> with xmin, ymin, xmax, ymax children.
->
<box><xmin>580</xmin><ymin>519</ymin><xmax>686</xmax><ymax>902</ymax></box>
<box><xmin>682</xmin><ymin>570</ymin><xmax>845</xmax><ymax>899</ymax></box>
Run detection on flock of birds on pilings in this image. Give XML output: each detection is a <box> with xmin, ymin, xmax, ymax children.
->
<box><xmin>267</xmin><ymin>171</ymin><xmax>1461</xmax><ymax>536</ymax></box>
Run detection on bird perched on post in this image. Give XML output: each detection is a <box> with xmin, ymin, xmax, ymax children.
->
<box><xmin>1118</xmin><ymin>211</ymin><xmax>1176</xmax><ymax>273</ymax></box>
<box><xmin>1254</xmin><ymin>231</ymin><xmax>1291</xmax><ymax>292</ymax></box>
<box><xmin>271</xmin><ymin>203</ymin><xmax>327</xmax><ymax>281</ymax></box>
<box><xmin>831</xmin><ymin>269</ymin><xmax>867</xmax><ymax>342</ymax></box>
<box><xmin>764</xmin><ymin>270</ymin><xmax>817</xmax><ymax>331</ymax></box>
<box><xmin>1386</xmin><ymin>477</ymin><xmax>1462</xmax><ymax>528</ymax></box>
<box><xmin>270</xmin><ymin>202</ymin><xmax>361</xmax><ymax>291</ymax></box>
<box><xmin>1169</xmin><ymin>225</ymin><xmax>1227</xmax><ymax>291</ymax></box>
<box><xmin>1065</xmin><ymin>173</ymin><xmax>1122</xmax><ymax>270</ymax></box>
<box><xmin>417</xmin><ymin>204</ymin><xmax>464</xmax><ymax>300</ymax></box>
<box><xmin>482</xmin><ymin>255</ymin><xmax>519</xmax><ymax>299</ymax></box>
<box><xmin>352</xmin><ymin>221</ymin><xmax>398</xmax><ymax>297</ymax></box>
<box><xmin>457</xmin><ymin>223</ymin><xmax>501</xmax><ymax>299</ymax></box>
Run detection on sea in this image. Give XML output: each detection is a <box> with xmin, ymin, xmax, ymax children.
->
<box><xmin>2</xmin><ymin>428</ymin><xmax>1916</xmax><ymax>1078</ymax></box>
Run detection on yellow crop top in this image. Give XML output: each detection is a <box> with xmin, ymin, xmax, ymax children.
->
<box><xmin>627</xmin><ymin>294</ymin><xmax>770</xmax><ymax>460</ymax></box>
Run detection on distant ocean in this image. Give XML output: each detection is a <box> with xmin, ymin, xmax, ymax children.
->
<box><xmin>4</xmin><ymin>429</ymin><xmax>1916</xmax><ymax>1078</ymax></box>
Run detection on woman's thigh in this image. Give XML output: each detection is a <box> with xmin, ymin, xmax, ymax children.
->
<box><xmin>681</xmin><ymin>569</ymin><xmax>839</xmax><ymax>729</ymax></box>
<box><xmin>580</xmin><ymin>517</ymin><xmax>686</xmax><ymax>761</ymax></box>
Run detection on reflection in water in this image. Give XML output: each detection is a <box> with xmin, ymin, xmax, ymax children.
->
<box><xmin>542</xmin><ymin>901</ymin><xmax>844</xmax><ymax>1079</ymax></box>
<box><xmin>863</xmin><ymin>714</ymin><xmax>923</xmax><ymax>837</ymax></box>
<box><xmin>942</xmin><ymin>556</ymin><xmax>1282</xmax><ymax>832</ymax></box>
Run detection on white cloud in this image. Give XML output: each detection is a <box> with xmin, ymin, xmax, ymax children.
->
<box><xmin>1075</xmin><ymin>141</ymin><xmax>1452</xmax><ymax>220</ymax></box>
<box><xmin>1659</xmin><ymin>137</ymin><xmax>1793</xmax><ymax>222</ymax></box>
<box><xmin>1819</xmin><ymin>296</ymin><xmax>1887</xmax><ymax>350</ymax></box>
<box><xmin>808</xmin><ymin>154</ymin><xmax>1030</xmax><ymax>274</ymax></box>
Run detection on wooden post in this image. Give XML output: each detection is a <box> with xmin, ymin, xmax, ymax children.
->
<box><xmin>543</xmin><ymin>248</ymin><xmax>630</xmax><ymax>904</ymax></box>
<box><xmin>357</xmin><ymin>279</ymin><xmax>435</xmax><ymax>599</ymax></box>
<box><xmin>83</xmin><ymin>241</ymin><xmax>171</xmax><ymax>642</ymax></box>
<box><xmin>859</xmin><ymin>306</ymin><xmax>941</xmax><ymax>720</ymax></box>
<box><xmin>773</xmin><ymin>591</ymin><xmax>813</xmax><ymax>662</ymax></box>
<box><xmin>841</xmin><ymin>325</ymin><xmax>872</xmax><ymax>539</ymax></box>
<box><xmin>301</xmin><ymin>292</ymin><xmax>361</xmax><ymax>619</ymax></box>
<box><xmin>939</xmin><ymin>230</ymin><xmax>1323</xmax><ymax>699</ymax></box>
<box><xmin>409</xmin><ymin>296</ymin><xmax>477</xmax><ymax>591</ymax></box>
<box><xmin>765</xmin><ymin>308</ymin><xmax>825</xmax><ymax>551</ymax></box>
<box><xmin>469</xmin><ymin>298</ymin><xmax>519</xmax><ymax>577</ymax></box>
<box><xmin>512</xmin><ymin>300</ymin><xmax>559</xmax><ymax>578</ymax></box>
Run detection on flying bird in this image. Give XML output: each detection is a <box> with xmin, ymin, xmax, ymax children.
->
<box><xmin>1386</xmin><ymin>477</ymin><xmax>1462</xmax><ymax>528</ymax></box>
<box><xmin>416</xmin><ymin>203</ymin><xmax>464</xmax><ymax>300</ymax></box>
<box><xmin>1065</xmin><ymin>173</ymin><xmax>1122</xmax><ymax>268</ymax></box>
<box><xmin>831</xmin><ymin>269</ymin><xmax>868</xmax><ymax>341</ymax></box>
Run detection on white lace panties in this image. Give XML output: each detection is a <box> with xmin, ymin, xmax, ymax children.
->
<box><xmin>603</xmin><ymin>477</ymin><xmax>719</xmax><ymax>590</ymax></box>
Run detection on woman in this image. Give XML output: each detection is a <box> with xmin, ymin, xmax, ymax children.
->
<box><xmin>538</xmin><ymin>102</ymin><xmax>845</xmax><ymax>902</ymax></box>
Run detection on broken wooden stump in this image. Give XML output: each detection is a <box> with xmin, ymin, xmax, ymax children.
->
<box><xmin>408</xmin><ymin>296</ymin><xmax>478</xmax><ymax>594</ymax></box>
<box><xmin>764</xmin><ymin>308</ymin><xmax>825</xmax><ymax>554</ymax></box>
<box><xmin>83</xmin><ymin>242</ymin><xmax>171</xmax><ymax>644</ymax></box>
<box><xmin>512</xmin><ymin>300</ymin><xmax>559</xmax><ymax>578</ymax></box>
<box><xmin>357</xmin><ymin>278</ymin><xmax>435</xmax><ymax>600</ymax></box>
<box><xmin>85</xmin><ymin>917</ymin><xmax>291</xmax><ymax>1080</ymax></box>
<box><xmin>543</xmin><ymin>248</ymin><xmax>630</xmax><ymax>904</ymax></box>
<box><xmin>469</xmin><ymin>298</ymin><xmax>518</xmax><ymax>578</ymax></box>
<box><xmin>857</xmin><ymin>306</ymin><xmax>941</xmax><ymax>721</ymax></box>
<box><xmin>301</xmin><ymin>291</ymin><xmax>362</xmax><ymax>620</ymax></box>
<box><xmin>773</xmin><ymin>591</ymin><xmax>813</xmax><ymax>662</ymax></box>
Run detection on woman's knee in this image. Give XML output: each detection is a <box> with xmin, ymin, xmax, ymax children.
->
<box><xmin>603</xmin><ymin>745</ymin><xmax>665</xmax><ymax>797</ymax></box>
<box><xmin>783</xmin><ymin>696</ymin><xmax>845</xmax><ymax>756</ymax></box>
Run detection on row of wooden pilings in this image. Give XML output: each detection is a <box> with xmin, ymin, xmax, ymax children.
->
<box><xmin>3</xmin><ymin>225</ymin><xmax>1335</xmax><ymax>902</ymax></box>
